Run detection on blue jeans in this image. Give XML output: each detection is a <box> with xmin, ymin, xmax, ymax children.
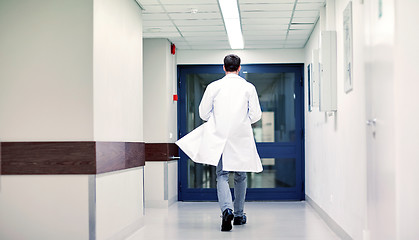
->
<box><xmin>216</xmin><ymin>159</ymin><xmax>247</xmax><ymax>217</ymax></box>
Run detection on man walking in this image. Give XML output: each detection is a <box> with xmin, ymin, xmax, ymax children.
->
<box><xmin>176</xmin><ymin>54</ymin><xmax>263</xmax><ymax>231</ymax></box>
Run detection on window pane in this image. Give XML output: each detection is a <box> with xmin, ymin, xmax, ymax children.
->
<box><xmin>246</xmin><ymin>72</ymin><xmax>296</xmax><ymax>142</ymax></box>
<box><xmin>247</xmin><ymin>158</ymin><xmax>296</xmax><ymax>188</ymax></box>
<box><xmin>185</xmin><ymin>73</ymin><xmax>223</xmax><ymax>189</ymax></box>
<box><xmin>186</xmin><ymin>73</ymin><xmax>224</xmax><ymax>133</ymax></box>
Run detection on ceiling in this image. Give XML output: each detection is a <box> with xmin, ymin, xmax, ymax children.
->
<box><xmin>140</xmin><ymin>0</ymin><xmax>325</xmax><ymax>50</ymax></box>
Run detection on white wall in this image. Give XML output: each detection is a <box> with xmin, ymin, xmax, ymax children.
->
<box><xmin>0</xmin><ymin>1</ymin><xmax>94</xmax><ymax>239</ymax></box>
<box><xmin>304</xmin><ymin>1</ymin><xmax>367</xmax><ymax>239</ymax></box>
<box><xmin>143</xmin><ymin>39</ymin><xmax>177</xmax><ymax>143</ymax></box>
<box><xmin>96</xmin><ymin>168</ymin><xmax>144</xmax><ymax>240</ymax></box>
<box><xmin>144</xmin><ymin>161</ymin><xmax>178</xmax><ymax>208</ymax></box>
<box><xmin>177</xmin><ymin>49</ymin><xmax>305</xmax><ymax>65</ymax></box>
<box><xmin>93</xmin><ymin>0</ymin><xmax>143</xmax><ymax>142</ymax></box>
<box><xmin>394</xmin><ymin>1</ymin><xmax>419</xmax><ymax>239</ymax></box>
<box><xmin>0</xmin><ymin>176</ymin><xmax>90</xmax><ymax>240</ymax></box>
<box><xmin>167</xmin><ymin>161</ymin><xmax>178</xmax><ymax>204</ymax></box>
<box><xmin>0</xmin><ymin>0</ymin><xmax>145</xmax><ymax>239</ymax></box>
<box><xmin>93</xmin><ymin>0</ymin><xmax>145</xmax><ymax>238</ymax></box>
<box><xmin>0</xmin><ymin>0</ymin><xmax>94</xmax><ymax>141</ymax></box>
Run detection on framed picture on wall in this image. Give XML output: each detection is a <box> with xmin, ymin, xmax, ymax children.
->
<box><xmin>343</xmin><ymin>1</ymin><xmax>353</xmax><ymax>93</ymax></box>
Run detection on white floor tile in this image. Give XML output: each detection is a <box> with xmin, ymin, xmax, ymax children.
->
<box><xmin>127</xmin><ymin>201</ymin><xmax>340</xmax><ymax>240</ymax></box>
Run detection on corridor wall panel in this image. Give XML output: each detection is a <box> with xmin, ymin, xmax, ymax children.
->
<box><xmin>304</xmin><ymin>0</ymin><xmax>367</xmax><ymax>239</ymax></box>
<box><xmin>0</xmin><ymin>175</ymin><xmax>90</xmax><ymax>240</ymax></box>
<box><xmin>0</xmin><ymin>0</ymin><xmax>94</xmax><ymax>141</ymax></box>
<box><xmin>93</xmin><ymin>0</ymin><xmax>143</xmax><ymax>142</ymax></box>
<box><xmin>0</xmin><ymin>0</ymin><xmax>145</xmax><ymax>239</ymax></box>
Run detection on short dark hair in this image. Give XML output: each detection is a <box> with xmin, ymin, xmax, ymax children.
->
<box><xmin>223</xmin><ymin>54</ymin><xmax>241</xmax><ymax>72</ymax></box>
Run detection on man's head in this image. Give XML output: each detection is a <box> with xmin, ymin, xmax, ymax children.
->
<box><xmin>223</xmin><ymin>54</ymin><xmax>241</xmax><ymax>73</ymax></box>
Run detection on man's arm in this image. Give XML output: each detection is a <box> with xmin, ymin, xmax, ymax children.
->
<box><xmin>248</xmin><ymin>86</ymin><xmax>262</xmax><ymax>124</ymax></box>
<box><xmin>199</xmin><ymin>85</ymin><xmax>213</xmax><ymax>121</ymax></box>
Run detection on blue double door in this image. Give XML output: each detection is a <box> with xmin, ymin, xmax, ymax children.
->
<box><xmin>177</xmin><ymin>64</ymin><xmax>305</xmax><ymax>201</ymax></box>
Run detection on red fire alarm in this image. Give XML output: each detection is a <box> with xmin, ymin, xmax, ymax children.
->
<box><xmin>171</xmin><ymin>43</ymin><xmax>176</xmax><ymax>55</ymax></box>
<box><xmin>173</xmin><ymin>94</ymin><xmax>178</xmax><ymax>101</ymax></box>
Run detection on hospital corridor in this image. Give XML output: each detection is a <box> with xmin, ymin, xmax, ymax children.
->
<box><xmin>0</xmin><ymin>0</ymin><xmax>418</xmax><ymax>239</ymax></box>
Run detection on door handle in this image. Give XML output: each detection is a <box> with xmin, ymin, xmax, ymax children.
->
<box><xmin>366</xmin><ymin>118</ymin><xmax>377</xmax><ymax>126</ymax></box>
<box><xmin>169</xmin><ymin>156</ymin><xmax>180</xmax><ymax>160</ymax></box>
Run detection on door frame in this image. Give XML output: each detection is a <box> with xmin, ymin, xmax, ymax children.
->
<box><xmin>177</xmin><ymin>64</ymin><xmax>305</xmax><ymax>201</ymax></box>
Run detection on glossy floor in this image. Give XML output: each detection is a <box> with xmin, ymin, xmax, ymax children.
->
<box><xmin>128</xmin><ymin>201</ymin><xmax>340</xmax><ymax>240</ymax></box>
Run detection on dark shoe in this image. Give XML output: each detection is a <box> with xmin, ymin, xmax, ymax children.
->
<box><xmin>221</xmin><ymin>208</ymin><xmax>234</xmax><ymax>231</ymax></box>
<box><xmin>233</xmin><ymin>215</ymin><xmax>247</xmax><ymax>225</ymax></box>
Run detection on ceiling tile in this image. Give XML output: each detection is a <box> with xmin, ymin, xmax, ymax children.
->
<box><xmin>191</xmin><ymin>43</ymin><xmax>230</xmax><ymax>49</ymax></box>
<box><xmin>243</xmin><ymin>30</ymin><xmax>288</xmax><ymax>36</ymax></box>
<box><xmin>286</xmin><ymin>39</ymin><xmax>307</xmax><ymax>45</ymax></box>
<box><xmin>287</xmin><ymin>35</ymin><xmax>309</xmax><ymax>40</ymax></box>
<box><xmin>171</xmin><ymin>42</ymin><xmax>190</xmax><ymax>47</ymax></box>
<box><xmin>184</xmin><ymin>36</ymin><xmax>228</xmax><ymax>41</ymax></box>
<box><xmin>245</xmin><ymin>40</ymin><xmax>286</xmax><ymax>45</ymax></box>
<box><xmin>143</xmin><ymin>20</ymin><xmax>174</xmax><ymax>27</ymax></box>
<box><xmin>160</xmin><ymin>0</ymin><xmax>215</xmax><ymax>4</ymax></box>
<box><xmin>289</xmin><ymin>23</ymin><xmax>314</xmax><ymax>30</ymax></box>
<box><xmin>288</xmin><ymin>29</ymin><xmax>312</xmax><ymax>35</ymax></box>
<box><xmin>245</xmin><ymin>44</ymin><xmax>285</xmax><ymax>49</ymax></box>
<box><xmin>239</xmin><ymin>0</ymin><xmax>295</xmax><ymax>3</ymax></box>
<box><xmin>143</xmin><ymin>25</ymin><xmax>178</xmax><ymax>33</ymax></box>
<box><xmin>182</xmin><ymin>31</ymin><xmax>226</xmax><ymax>37</ymax></box>
<box><xmin>239</xmin><ymin>3</ymin><xmax>294</xmax><ymax>11</ymax></box>
<box><xmin>169</xmin><ymin>12</ymin><xmax>220</xmax><ymax>20</ymax></box>
<box><xmin>244</xmin><ymin>35</ymin><xmax>287</xmax><ymax>41</ymax></box>
<box><xmin>143</xmin><ymin>32</ymin><xmax>181</xmax><ymax>38</ymax></box>
<box><xmin>173</xmin><ymin>19</ymin><xmax>224</xmax><ymax>26</ymax></box>
<box><xmin>283</xmin><ymin>44</ymin><xmax>305</xmax><ymax>48</ymax></box>
<box><xmin>178</xmin><ymin>25</ymin><xmax>225</xmax><ymax>32</ymax></box>
<box><xmin>241</xmin><ymin>11</ymin><xmax>292</xmax><ymax>18</ymax></box>
<box><xmin>242</xmin><ymin>24</ymin><xmax>289</xmax><ymax>31</ymax></box>
<box><xmin>142</xmin><ymin>5</ymin><xmax>165</xmax><ymax>13</ymax></box>
<box><xmin>241</xmin><ymin>18</ymin><xmax>290</xmax><ymax>25</ymax></box>
<box><xmin>163</xmin><ymin>4</ymin><xmax>219</xmax><ymax>13</ymax></box>
<box><xmin>137</xmin><ymin>0</ymin><xmax>159</xmax><ymax>4</ymax></box>
<box><xmin>142</xmin><ymin>13</ymin><xmax>170</xmax><ymax>20</ymax></box>
<box><xmin>298</xmin><ymin>0</ymin><xmax>325</xmax><ymax>2</ymax></box>
<box><xmin>168</xmin><ymin>37</ymin><xmax>187</xmax><ymax>43</ymax></box>
<box><xmin>293</xmin><ymin>11</ymin><xmax>319</xmax><ymax>18</ymax></box>
<box><xmin>292</xmin><ymin>17</ymin><xmax>318</xmax><ymax>23</ymax></box>
<box><xmin>140</xmin><ymin>0</ymin><xmax>324</xmax><ymax>50</ymax></box>
<box><xmin>295</xmin><ymin>2</ymin><xmax>325</xmax><ymax>10</ymax></box>
<box><xmin>187</xmin><ymin>41</ymin><xmax>229</xmax><ymax>46</ymax></box>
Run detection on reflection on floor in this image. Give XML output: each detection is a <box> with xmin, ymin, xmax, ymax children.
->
<box><xmin>128</xmin><ymin>201</ymin><xmax>340</xmax><ymax>240</ymax></box>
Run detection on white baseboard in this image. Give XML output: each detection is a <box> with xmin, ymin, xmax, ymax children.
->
<box><xmin>305</xmin><ymin>194</ymin><xmax>353</xmax><ymax>240</ymax></box>
<box><xmin>168</xmin><ymin>195</ymin><xmax>177</xmax><ymax>207</ymax></box>
<box><xmin>146</xmin><ymin>196</ymin><xmax>177</xmax><ymax>208</ymax></box>
<box><xmin>107</xmin><ymin>217</ymin><xmax>145</xmax><ymax>240</ymax></box>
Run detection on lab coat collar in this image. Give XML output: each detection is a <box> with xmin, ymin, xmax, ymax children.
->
<box><xmin>225</xmin><ymin>73</ymin><xmax>243</xmax><ymax>79</ymax></box>
<box><xmin>225</xmin><ymin>73</ymin><xmax>239</xmax><ymax>76</ymax></box>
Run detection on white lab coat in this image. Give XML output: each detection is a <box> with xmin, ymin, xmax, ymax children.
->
<box><xmin>176</xmin><ymin>73</ymin><xmax>263</xmax><ymax>172</ymax></box>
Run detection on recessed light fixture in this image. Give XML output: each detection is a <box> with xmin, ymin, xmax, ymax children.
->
<box><xmin>190</xmin><ymin>8</ymin><xmax>199</xmax><ymax>14</ymax></box>
<box><xmin>218</xmin><ymin>0</ymin><xmax>244</xmax><ymax>49</ymax></box>
<box><xmin>147</xmin><ymin>27</ymin><xmax>162</xmax><ymax>33</ymax></box>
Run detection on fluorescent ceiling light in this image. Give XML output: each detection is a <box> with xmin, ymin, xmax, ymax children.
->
<box><xmin>218</xmin><ymin>0</ymin><xmax>244</xmax><ymax>49</ymax></box>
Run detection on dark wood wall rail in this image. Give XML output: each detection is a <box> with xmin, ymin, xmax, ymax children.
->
<box><xmin>145</xmin><ymin>143</ymin><xmax>178</xmax><ymax>162</ymax></box>
<box><xmin>0</xmin><ymin>142</ymin><xmax>145</xmax><ymax>175</ymax></box>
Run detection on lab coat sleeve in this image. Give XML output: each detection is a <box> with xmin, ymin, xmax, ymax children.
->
<box><xmin>248</xmin><ymin>86</ymin><xmax>262</xmax><ymax>124</ymax></box>
<box><xmin>199</xmin><ymin>84</ymin><xmax>213</xmax><ymax>121</ymax></box>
